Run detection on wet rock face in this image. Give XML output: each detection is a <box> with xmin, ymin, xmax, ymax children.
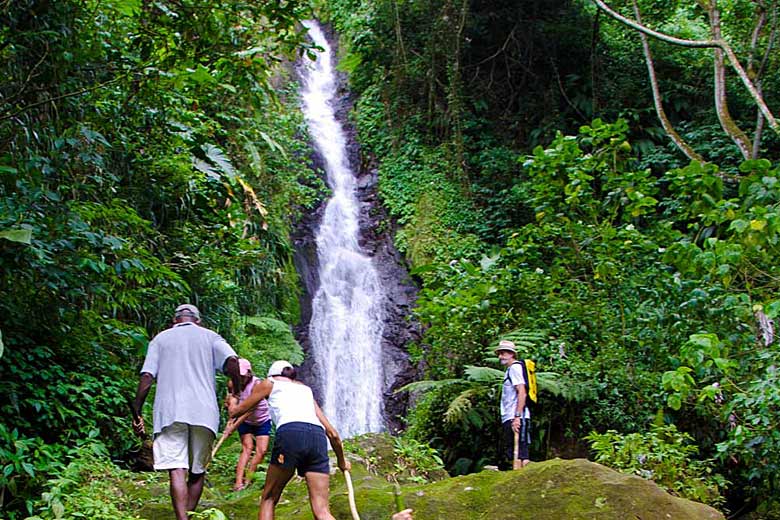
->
<box><xmin>291</xmin><ymin>23</ymin><xmax>420</xmax><ymax>434</ymax></box>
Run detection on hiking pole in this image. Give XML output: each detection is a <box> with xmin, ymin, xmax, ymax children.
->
<box><xmin>344</xmin><ymin>470</ymin><xmax>360</xmax><ymax>520</ymax></box>
<box><xmin>513</xmin><ymin>430</ymin><xmax>523</xmax><ymax>470</ymax></box>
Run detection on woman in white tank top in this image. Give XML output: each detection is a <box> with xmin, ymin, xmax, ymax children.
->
<box><xmin>228</xmin><ymin>360</ymin><xmax>349</xmax><ymax>520</ymax></box>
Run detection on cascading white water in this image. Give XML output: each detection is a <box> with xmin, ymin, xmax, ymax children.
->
<box><xmin>300</xmin><ymin>20</ymin><xmax>385</xmax><ymax>438</ymax></box>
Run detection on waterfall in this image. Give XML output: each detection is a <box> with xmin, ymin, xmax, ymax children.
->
<box><xmin>299</xmin><ymin>20</ymin><xmax>385</xmax><ymax>438</ymax></box>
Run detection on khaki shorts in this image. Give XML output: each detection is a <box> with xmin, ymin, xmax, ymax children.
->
<box><xmin>153</xmin><ymin>422</ymin><xmax>215</xmax><ymax>474</ymax></box>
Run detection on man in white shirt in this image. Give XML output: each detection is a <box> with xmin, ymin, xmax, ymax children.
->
<box><xmin>496</xmin><ymin>339</ymin><xmax>531</xmax><ymax>468</ymax></box>
<box><xmin>132</xmin><ymin>304</ymin><xmax>240</xmax><ymax>520</ymax></box>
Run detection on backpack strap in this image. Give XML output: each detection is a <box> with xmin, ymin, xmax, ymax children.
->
<box><xmin>505</xmin><ymin>360</ymin><xmax>529</xmax><ymax>415</ymax></box>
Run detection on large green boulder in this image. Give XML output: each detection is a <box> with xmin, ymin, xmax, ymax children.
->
<box><xmin>138</xmin><ymin>438</ymin><xmax>723</xmax><ymax>519</ymax></box>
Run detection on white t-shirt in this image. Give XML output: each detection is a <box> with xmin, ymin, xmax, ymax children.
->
<box><xmin>141</xmin><ymin>322</ymin><xmax>236</xmax><ymax>435</ymax></box>
<box><xmin>266</xmin><ymin>378</ymin><xmax>323</xmax><ymax>429</ymax></box>
<box><xmin>500</xmin><ymin>362</ymin><xmax>531</xmax><ymax>423</ymax></box>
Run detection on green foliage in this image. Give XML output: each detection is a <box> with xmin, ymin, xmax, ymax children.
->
<box><xmin>0</xmin><ymin>425</ymin><xmax>66</xmax><ymax>517</ymax></box>
<box><xmin>25</xmin><ymin>443</ymin><xmax>144</xmax><ymax>520</ymax></box>
<box><xmin>0</xmin><ymin>0</ymin><xmax>321</xmax><ymax>515</ymax></box>
<box><xmin>232</xmin><ymin>315</ymin><xmax>305</xmax><ymax>376</ymax></box>
<box><xmin>363</xmin><ymin>107</ymin><xmax>778</xmax><ymax>510</ymax></box>
<box><xmin>586</xmin><ymin>425</ymin><xmax>727</xmax><ymax>507</ymax></box>
<box><xmin>188</xmin><ymin>509</ymin><xmax>229</xmax><ymax>520</ymax></box>
<box><xmin>391</xmin><ymin>436</ymin><xmax>445</xmax><ymax>484</ymax></box>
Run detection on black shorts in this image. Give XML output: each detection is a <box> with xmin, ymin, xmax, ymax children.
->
<box><xmin>503</xmin><ymin>419</ymin><xmax>531</xmax><ymax>461</ymax></box>
<box><xmin>238</xmin><ymin>420</ymin><xmax>272</xmax><ymax>437</ymax></box>
<box><xmin>271</xmin><ymin>422</ymin><xmax>329</xmax><ymax>476</ymax></box>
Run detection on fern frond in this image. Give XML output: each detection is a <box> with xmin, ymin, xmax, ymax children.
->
<box><xmin>395</xmin><ymin>378</ymin><xmax>464</xmax><ymax>394</ymax></box>
<box><xmin>485</xmin><ymin>328</ymin><xmax>549</xmax><ymax>356</ymax></box>
<box><xmin>537</xmin><ymin>373</ymin><xmax>596</xmax><ymax>402</ymax></box>
<box><xmin>463</xmin><ymin>365</ymin><xmax>504</xmax><ymax>382</ymax></box>
<box><xmin>445</xmin><ymin>388</ymin><xmax>480</xmax><ymax>424</ymax></box>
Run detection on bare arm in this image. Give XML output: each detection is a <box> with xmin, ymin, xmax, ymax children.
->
<box><xmin>515</xmin><ymin>383</ymin><xmax>527</xmax><ymax>415</ymax></box>
<box><xmin>228</xmin><ymin>378</ymin><xmax>272</xmax><ymax>418</ymax></box>
<box><xmin>131</xmin><ymin>372</ymin><xmax>154</xmax><ymax>436</ymax></box>
<box><xmin>512</xmin><ymin>383</ymin><xmax>527</xmax><ymax>433</ymax></box>
<box><xmin>315</xmin><ymin>401</ymin><xmax>350</xmax><ymax>472</ymax></box>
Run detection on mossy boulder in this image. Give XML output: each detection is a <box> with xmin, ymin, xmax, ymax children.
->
<box><xmin>137</xmin><ymin>457</ymin><xmax>723</xmax><ymax>519</ymax></box>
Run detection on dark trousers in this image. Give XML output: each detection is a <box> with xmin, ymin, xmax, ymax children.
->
<box><xmin>502</xmin><ymin>419</ymin><xmax>531</xmax><ymax>462</ymax></box>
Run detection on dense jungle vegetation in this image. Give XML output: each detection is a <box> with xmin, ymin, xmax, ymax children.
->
<box><xmin>1</xmin><ymin>0</ymin><xmax>779</xmax><ymax>518</ymax></box>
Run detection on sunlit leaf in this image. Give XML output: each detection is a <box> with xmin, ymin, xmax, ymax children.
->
<box><xmin>0</xmin><ymin>228</ymin><xmax>32</xmax><ymax>244</ymax></box>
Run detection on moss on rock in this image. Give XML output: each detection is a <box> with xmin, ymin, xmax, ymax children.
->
<box><xmin>135</xmin><ymin>437</ymin><xmax>724</xmax><ymax>520</ymax></box>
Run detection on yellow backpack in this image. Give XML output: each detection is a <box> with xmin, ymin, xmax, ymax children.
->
<box><xmin>507</xmin><ymin>359</ymin><xmax>537</xmax><ymax>404</ymax></box>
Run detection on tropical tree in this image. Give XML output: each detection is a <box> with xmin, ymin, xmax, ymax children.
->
<box><xmin>593</xmin><ymin>0</ymin><xmax>779</xmax><ymax>160</ymax></box>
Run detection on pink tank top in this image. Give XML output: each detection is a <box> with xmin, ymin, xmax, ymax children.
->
<box><xmin>240</xmin><ymin>376</ymin><xmax>270</xmax><ymax>425</ymax></box>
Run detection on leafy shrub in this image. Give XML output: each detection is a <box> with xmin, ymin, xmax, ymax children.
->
<box><xmin>391</xmin><ymin>435</ymin><xmax>445</xmax><ymax>484</ymax></box>
<box><xmin>25</xmin><ymin>442</ymin><xmax>143</xmax><ymax>520</ymax></box>
<box><xmin>586</xmin><ymin>425</ymin><xmax>727</xmax><ymax>506</ymax></box>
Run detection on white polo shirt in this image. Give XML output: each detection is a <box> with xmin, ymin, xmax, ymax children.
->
<box><xmin>501</xmin><ymin>362</ymin><xmax>531</xmax><ymax>423</ymax></box>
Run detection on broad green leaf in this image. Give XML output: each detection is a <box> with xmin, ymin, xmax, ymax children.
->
<box><xmin>188</xmin><ymin>65</ymin><xmax>215</xmax><ymax>84</ymax></box>
<box><xmin>52</xmin><ymin>498</ymin><xmax>65</xmax><ymax>519</ymax></box>
<box><xmin>749</xmin><ymin>219</ymin><xmax>767</xmax><ymax>231</ymax></box>
<box><xmin>667</xmin><ymin>393</ymin><xmax>682</xmax><ymax>411</ymax></box>
<box><xmin>110</xmin><ymin>0</ymin><xmax>140</xmax><ymax>16</ymax></box>
<box><xmin>236</xmin><ymin>46</ymin><xmax>266</xmax><ymax>58</ymax></box>
<box><xmin>479</xmin><ymin>252</ymin><xmax>500</xmax><ymax>271</ymax></box>
<box><xmin>764</xmin><ymin>300</ymin><xmax>780</xmax><ymax>319</ymax></box>
<box><xmin>336</xmin><ymin>52</ymin><xmax>362</xmax><ymax>73</ymax></box>
<box><xmin>728</xmin><ymin>219</ymin><xmax>748</xmax><ymax>233</ymax></box>
<box><xmin>409</xmin><ymin>264</ymin><xmax>437</xmax><ymax>275</ymax></box>
<box><xmin>204</xmin><ymin>144</ymin><xmax>236</xmax><ymax>179</ymax></box>
<box><xmin>0</xmin><ymin>228</ymin><xmax>32</xmax><ymax>244</ymax></box>
<box><xmin>192</xmin><ymin>158</ymin><xmax>220</xmax><ymax>180</ymax></box>
<box><xmin>396</xmin><ymin>378</ymin><xmax>463</xmax><ymax>394</ymax></box>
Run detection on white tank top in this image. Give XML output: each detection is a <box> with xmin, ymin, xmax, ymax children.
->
<box><xmin>267</xmin><ymin>378</ymin><xmax>323</xmax><ymax>428</ymax></box>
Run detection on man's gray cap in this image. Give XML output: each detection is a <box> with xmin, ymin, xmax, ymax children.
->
<box><xmin>174</xmin><ymin>303</ymin><xmax>200</xmax><ymax>320</ymax></box>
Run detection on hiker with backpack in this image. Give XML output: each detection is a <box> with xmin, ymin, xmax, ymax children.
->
<box><xmin>496</xmin><ymin>339</ymin><xmax>532</xmax><ymax>468</ymax></box>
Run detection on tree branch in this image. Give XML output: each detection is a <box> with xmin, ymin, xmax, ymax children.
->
<box><xmin>632</xmin><ymin>0</ymin><xmax>704</xmax><ymax>162</ymax></box>
<box><xmin>593</xmin><ymin>0</ymin><xmax>780</xmax><ymax>137</ymax></box>
<box><xmin>709</xmin><ymin>1</ymin><xmax>752</xmax><ymax>159</ymax></box>
<box><xmin>0</xmin><ymin>74</ymin><xmax>126</xmax><ymax>122</ymax></box>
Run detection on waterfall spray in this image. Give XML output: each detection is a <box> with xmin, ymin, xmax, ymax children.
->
<box><xmin>299</xmin><ymin>20</ymin><xmax>385</xmax><ymax>438</ymax></box>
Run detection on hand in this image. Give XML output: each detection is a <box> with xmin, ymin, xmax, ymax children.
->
<box><xmin>132</xmin><ymin>416</ymin><xmax>146</xmax><ymax>437</ymax></box>
<box><xmin>339</xmin><ymin>459</ymin><xmax>351</xmax><ymax>472</ymax></box>
<box><xmin>227</xmin><ymin>395</ymin><xmax>240</xmax><ymax>417</ymax></box>
<box><xmin>392</xmin><ymin>508</ymin><xmax>414</xmax><ymax>520</ymax></box>
<box><xmin>511</xmin><ymin>417</ymin><xmax>520</xmax><ymax>433</ymax></box>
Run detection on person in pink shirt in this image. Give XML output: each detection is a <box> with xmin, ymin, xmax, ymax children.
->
<box><xmin>227</xmin><ymin>358</ymin><xmax>271</xmax><ymax>491</ymax></box>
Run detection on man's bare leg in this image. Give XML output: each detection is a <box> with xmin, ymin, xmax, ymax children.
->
<box><xmin>169</xmin><ymin>469</ymin><xmax>189</xmax><ymax>520</ymax></box>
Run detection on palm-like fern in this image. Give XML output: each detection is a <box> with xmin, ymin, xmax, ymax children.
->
<box><xmin>397</xmin><ymin>329</ymin><xmax>593</xmax><ymax>424</ymax></box>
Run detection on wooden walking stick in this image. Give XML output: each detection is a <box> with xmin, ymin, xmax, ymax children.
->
<box><xmin>211</xmin><ymin>410</ymin><xmax>251</xmax><ymax>460</ymax></box>
<box><xmin>344</xmin><ymin>470</ymin><xmax>360</xmax><ymax>520</ymax></box>
<box><xmin>513</xmin><ymin>430</ymin><xmax>523</xmax><ymax>470</ymax></box>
